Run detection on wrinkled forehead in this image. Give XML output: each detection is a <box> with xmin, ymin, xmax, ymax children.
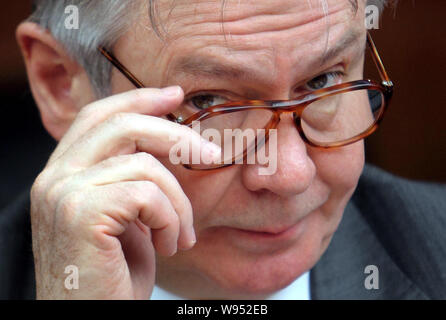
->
<box><xmin>123</xmin><ymin>0</ymin><xmax>367</xmax><ymax>88</ymax></box>
<box><xmin>148</xmin><ymin>0</ymin><xmax>364</xmax><ymax>46</ymax></box>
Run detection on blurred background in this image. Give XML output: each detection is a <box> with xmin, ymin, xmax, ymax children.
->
<box><xmin>1</xmin><ymin>1</ymin><xmax>445</xmax><ymax>209</ymax></box>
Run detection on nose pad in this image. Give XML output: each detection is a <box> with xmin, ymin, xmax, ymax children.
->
<box><xmin>293</xmin><ymin>112</ymin><xmax>299</xmax><ymax>129</ymax></box>
<box><xmin>291</xmin><ymin>111</ymin><xmax>309</xmax><ymax>143</ymax></box>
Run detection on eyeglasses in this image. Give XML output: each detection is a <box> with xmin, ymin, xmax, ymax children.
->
<box><xmin>98</xmin><ymin>32</ymin><xmax>393</xmax><ymax>170</ymax></box>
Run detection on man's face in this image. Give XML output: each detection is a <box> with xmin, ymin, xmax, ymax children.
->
<box><xmin>111</xmin><ymin>0</ymin><xmax>367</xmax><ymax>298</ymax></box>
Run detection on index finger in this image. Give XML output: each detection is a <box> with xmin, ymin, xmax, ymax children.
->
<box><xmin>49</xmin><ymin>87</ymin><xmax>183</xmax><ymax>164</ymax></box>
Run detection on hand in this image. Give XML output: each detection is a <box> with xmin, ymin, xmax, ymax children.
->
<box><xmin>30</xmin><ymin>87</ymin><xmax>218</xmax><ymax>299</ymax></box>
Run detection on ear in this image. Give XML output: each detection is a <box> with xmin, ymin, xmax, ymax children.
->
<box><xmin>16</xmin><ymin>22</ymin><xmax>95</xmax><ymax>140</ymax></box>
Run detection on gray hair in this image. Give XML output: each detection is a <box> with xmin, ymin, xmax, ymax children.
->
<box><xmin>29</xmin><ymin>0</ymin><xmax>388</xmax><ymax>98</ymax></box>
<box><xmin>29</xmin><ymin>0</ymin><xmax>142</xmax><ymax>97</ymax></box>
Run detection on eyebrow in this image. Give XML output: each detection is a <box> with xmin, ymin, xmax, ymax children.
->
<box><xmin>171</xmin><ymin>54</ymin><xmax>255</xmax><ymax>81</ymax></box>
<box><xmin>170</xmin><ymin>28</ymin><xmax>362</xmax><ymax>82</ymax></box>
<box><xmin>321</xmin><ymin>29</ymin><xmax>363</xmax><ymax>64</ymax></box>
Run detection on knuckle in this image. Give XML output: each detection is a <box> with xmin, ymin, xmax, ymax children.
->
<box><xmin>77</xmin><ymin>102</ymin><xmax>97</xmax><ymax>121</ymax></box>
<box><xmin>106</xmin><ymin>112</ymin><xmax>141</xmax><ymax>138</ymax></box>
<box><xmin>31</xmin><ymin>172</ymin><xmax>48</xmax><ymax>201</ymax></box>
<box><xmin>137</xmin><ymin>181</ymin><xmax>160</xmax><ymax>200</ymax></box>
<box><xmin>99</xmin><ymin>154</ymin><xmax>125</xmax><ymax>169</ymax></box>
<box><xmin>134</xmin><ymin>151</ymin><xmax>155</xmax><ymax>162</ymax></box>
<box><xmin>123</xmin><ymin>181</ymin><xmax>154</xmax><ymax>208</ymax></box>
<box><xmin>57</xmin><ymin>191</ymin><xmax>84</xmax><ymax>217</ymax></box>
<box><xmin>44</xmin><ymin>178</ymin><xmax>71</xmax><ymax>210</ymax></box>
<box><xmin>108</xmin><ymin>112</ymin><xmax>129</xmax><ymax>128</ymax></box>
<box><xmin>133</xmin><ymin>181</ymin><xmax>165</xmax><ymax>209</ymax></box>
<box><xmin>169</xmin><ymin>210</ymin><xmax>180</xmax><ymax>225</ymax></box>
<box><xmin>133</xmin><ymin>152</ymin><xmax>159</xmax><ymax>171</ymax></box>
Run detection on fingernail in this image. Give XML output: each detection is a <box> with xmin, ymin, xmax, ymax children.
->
<box><xmin>161</xmin><ymin>86</ymin><xmax>181</xmax><ymax>97</ymax></box>
<box><xmin>180</xmin><ymin>239</ymin><xmax>196</xmax><ymax>251</ymax></box>
<box><xmin>190</xmin><ymin>229</ymin><xmax>197</xmax><ymax>246</ymax></box>
<box><xmin>169</xmin><ymin>244</ymin><xmax>178</xmax><ymax>256</ymax></box>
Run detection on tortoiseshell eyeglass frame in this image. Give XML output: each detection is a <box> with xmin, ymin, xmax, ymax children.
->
<box><xmin>98</xmin><ymin>31</ymin><xmax>393</xmax><ymax>169</ymax></box>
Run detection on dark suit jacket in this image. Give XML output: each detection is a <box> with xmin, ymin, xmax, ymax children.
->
<box><xmin>1</xmin><ymin>164</ymin><xmax>445</xmax><ymax>299</ymax></box>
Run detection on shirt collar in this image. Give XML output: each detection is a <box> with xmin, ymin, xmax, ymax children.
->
<box><xmin>151</xmin><ymin>271</ymin><xmax>310</xmax><ymax>300</ymax></box>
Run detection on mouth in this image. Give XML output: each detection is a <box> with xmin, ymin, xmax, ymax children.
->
<box><xmin>241</xmin><ymin>224</ymin><xmax>300</xmax><ymax>235</ymax></box>
<box><xmin>233</xmin><ymin>221</ymin><xmax>302</xmax><ymax>238</ymax></box>
<box><xmin>213</xmin><ymin>218</ymin><xmax>307</xmax><ymax>253</ymax></box>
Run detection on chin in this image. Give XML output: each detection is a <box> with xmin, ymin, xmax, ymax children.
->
<box><xmin>195</xmin><ymin>219</ymin><xmax>330</xmax><ymax>298</ymax></box>
<box><xmin>210</xmin><ymin>244</ymin><xmax>320</xmax><ymax>298</ymax></box>
<box><xmin>156</xmin><ymin>207</ymin><xmax>342</xmax><ymax>299</ymax></box>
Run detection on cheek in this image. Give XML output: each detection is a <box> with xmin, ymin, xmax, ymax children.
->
<box><xmin>309</xmin><ymin>140</ymin><xmax>365</xmax><ymax>196</ymax></box>
<box><xmin>160</xmin><ymin>159</ymin><xmax>239</xmax><ymax>226</ymax></box>
<box><xmin>306</xmin><ymin>140</ymin><xmax>364</xmax><ymax>248</ymax></box>
<box><xmin>303</xmin><ymin>141</ymin><xmax>364</xmax><ymax>262</ymax></box>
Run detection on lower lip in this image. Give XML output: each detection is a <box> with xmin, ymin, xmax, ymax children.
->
<box><xmin>220</xmin><ymin>220</ymin><xmax>306</xmax><ymax>251</ymax></box>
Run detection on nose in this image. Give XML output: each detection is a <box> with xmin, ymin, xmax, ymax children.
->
<box><xmin>242</xmin><ymin>113</ymin><xmax>316</xmax><ymax>197</ymax></box>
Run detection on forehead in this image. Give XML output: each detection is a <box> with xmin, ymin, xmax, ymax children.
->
<box><xmin>151</xmin><ymin>0</ymin><xmax>362</xmax><ymax>45</ymax></box>
<box><xmin>122</xmin><ymin>0</ymin><xmax>366</xmax><ymax>87</ymax></box>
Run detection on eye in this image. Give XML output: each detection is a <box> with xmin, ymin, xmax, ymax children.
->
<box><xmin>304</xmin><ymin>71</ymin><xmax>345</xmax><ymax>91</ymax></box>
<box><xmin>188</xmin><ymin>94</ymin><xmax>229</xmax><ymax>110</ymax></box>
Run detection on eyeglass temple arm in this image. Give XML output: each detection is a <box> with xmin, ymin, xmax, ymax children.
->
<box><xmin>98</xmin><ymin>46</ymin><xmax>179</xmax><ymax>122</ymax></box>
<box><xmin>367</xmin><ymin>32</ymin><xmax>393</xmax><ymax>89</ymax></box>
<box><xmin>98</xmin><ymin>47</ymin><xmax>145</xmax><ymax>88</ymax></box>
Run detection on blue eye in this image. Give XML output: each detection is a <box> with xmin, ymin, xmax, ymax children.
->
<box><xmin>189</xmin><ymin>94</ymin><xmax>228</xmax><ymax>110</ymax></box>
<box><xmin>304</xmin><ymin>71</ymin><xmax>345</xmax><ymax>91</ymax></box>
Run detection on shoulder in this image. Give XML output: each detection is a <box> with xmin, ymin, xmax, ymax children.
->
<box><xmin>352</xmin><ymin>164</ymin><xmax>446</xmax><ymax>299</ymax></box>
<box><xmin>357</xmin><ymin>164</ymin><xmax>446</xmax><ymax>211</ymax></box>
<box><xmin>0</xmin><ymin>189</ymin><xmax>36</xmax><ymax>299</ymax></box>
<box><xmin>355</xmin><ymin>164</ymin><xmax>446</xmax><ymax>237</ymax></box>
